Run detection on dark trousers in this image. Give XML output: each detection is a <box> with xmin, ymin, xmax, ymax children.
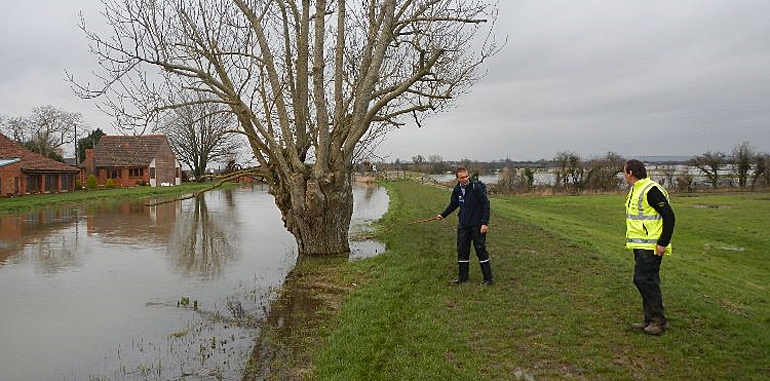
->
<box><xmin>633</xmin><ymin>249</ymin><xmax>666</xmax><ymax>325</ymax></box>
<box><xmin>456</xmin><ymin>225</ymin><xmax>493</xmax><ymax>282</ymax></box>
<box><xmin>457</xmin><ymin>225</ymin><xmax>490</xmax><ymax>262</ymax></box>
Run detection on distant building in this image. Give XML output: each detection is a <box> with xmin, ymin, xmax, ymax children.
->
<box><xmin>0</xmin><ymin>132</ymin><xmax>80</xmax><ymax>196</ymax></box>
<box><xmin>82</xmin><ymin>135</ymin><xmax>182</xmax><ymax>187</ymax></box>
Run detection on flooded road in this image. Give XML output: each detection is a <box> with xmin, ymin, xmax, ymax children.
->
<box><xmin>0</xmin><ymin>182</ymin><xmax>388</xmax><ymax>380</ymax></box>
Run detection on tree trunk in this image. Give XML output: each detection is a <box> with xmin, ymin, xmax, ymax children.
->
<box><xmin>271</xmin><ymin>169</ymin><xmax>353</xmax><ymax>256</ymax></box>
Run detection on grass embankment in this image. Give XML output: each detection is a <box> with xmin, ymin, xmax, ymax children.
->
<box><xmin>252</xmin><ymin>182</ymin><xmax>769</xmax><ymax>381</ymax></box>
<box><xmin>0</xmin><ymin>182</ymin><xmax>218</xmax><ymax>215</ymax></box>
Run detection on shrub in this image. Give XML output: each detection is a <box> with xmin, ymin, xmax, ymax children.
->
<box><xmin>105</xmin><ymin>178</ymin><xmax>116</xmax><ymax>189</ymax></box>
<box><xmin>74</xmin><ymin>180</ymin><xmax>82</xmax><ymax>190</ymax></box>
<box><xmin>87</xmin><ymin>175</ymin><xmax>98</xmax><ymax>190</ymax></box>
<box><xmin>675</xmin><ymin>170</ymin><xmax>695</xmax><ymax>193</ymax></box>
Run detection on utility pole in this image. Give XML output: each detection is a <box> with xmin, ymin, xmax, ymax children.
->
<box><xmin>74</xmin><ymin>122</ymin><xmax>79</xmax><ymax>166</ymax></box>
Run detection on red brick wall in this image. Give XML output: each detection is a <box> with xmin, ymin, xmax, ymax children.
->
<box><xmin>94</xmin><ymin>167</ymin><xmax>151</xmax><ymax>187</ymax></box>
<box><xmin>153</xmin><ymin>139</ymin><xmax>179</xmax><ymax>185</ymax></box>
<box><xmin>0</xmin><ymin>164</ymin><xmax>75</xmax><ymax>195</ymax></box>
<box><xmin>0</xmin><ymin>162</ymin><xmax>23</xmax><ymax>195</ymax></box>
<box><xmin>87</xmin><ymin>138</ymin><xmax>179</xmax><ymax>188</ymax></box>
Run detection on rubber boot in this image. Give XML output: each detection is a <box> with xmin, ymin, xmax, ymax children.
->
<box><xmin>480</xmin><ymin>261</ymin><xmax>493</xmax><ymax>285</ymax></box>
<box><xmin>452</xmin><ymin>262</ymin><xmax>469</xmax><ymax>285</ymax></box>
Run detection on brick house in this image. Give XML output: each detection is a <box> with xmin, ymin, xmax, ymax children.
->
<box><xmin>0</xmin><ymin>132</ymin><xmax>80</xmax><ymax>196</ymax></box>
<box><xmin>82</xmin><ymin>135</ymin><xmax>182</xmax><ymax>187</ymax></box>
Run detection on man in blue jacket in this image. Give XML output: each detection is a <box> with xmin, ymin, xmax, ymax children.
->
<box><xmin>437</xmin><ymin>167</ymin><xmax>494</xmax><ymax>285</ymax></box>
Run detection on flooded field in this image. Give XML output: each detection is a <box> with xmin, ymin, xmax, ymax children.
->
<box><xmin>0</xmin><ymin>182</ymin><xmax>388</xmax><ymax>380</ymax></box>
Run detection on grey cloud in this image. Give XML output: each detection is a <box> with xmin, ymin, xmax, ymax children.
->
<box><xmin>1</xmin><ymin>0</ymin><xmax>768</xmax><ymax>162</ymax></box>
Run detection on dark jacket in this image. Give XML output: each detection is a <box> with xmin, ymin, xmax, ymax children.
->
<box><xmin>440</xmin><ymin>181</ymin><xmax>490</xmax><ymax>227</ymax></box>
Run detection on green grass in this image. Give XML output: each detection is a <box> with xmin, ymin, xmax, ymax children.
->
<box><xmin>260</xmin><ymin>181</ymin><xmax>769</xmax><ymax>381</ymax></box>
<box><xmin>0</xmin><ymin>182</ymin><xmax>219</xmax><ymax>215</ymax></box>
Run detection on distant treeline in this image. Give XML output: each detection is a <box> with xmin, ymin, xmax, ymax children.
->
<box><xmin>367</xmin><ymin>142</ymin><xmax>769</xmax><ymax>194</ymax></box>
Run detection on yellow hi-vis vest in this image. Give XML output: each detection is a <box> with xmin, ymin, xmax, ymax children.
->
<box><xmin>625</xmin><ymin>177</ymin><xmax>672</xmax><ymax>255</ymax></box>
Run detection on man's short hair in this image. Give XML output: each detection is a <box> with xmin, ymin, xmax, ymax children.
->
<box><xmin>455</xmin><ymin>167</ymin><xmax>468</xmax><ymax>177</ymax></box>
<box><xmin>624</xmin><ymin>159</ymin><xmax>647</xmax><ymax>179</ymax></box>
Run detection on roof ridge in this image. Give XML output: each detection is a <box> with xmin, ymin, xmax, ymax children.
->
<box><xmin>0</xmin><ymin>132</ymin><xmax>79</xmax><ymax>172</ymax></box>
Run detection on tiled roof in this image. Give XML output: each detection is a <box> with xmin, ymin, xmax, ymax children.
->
<box><xmin>92</xmin><ymin>135</ymin><xmax>170</xmax><ymax>167</ymax></box>
<box><xmin>0</xmin><ymin>133</ymin><xmax>80</xmax><ymax>173</ymax></box>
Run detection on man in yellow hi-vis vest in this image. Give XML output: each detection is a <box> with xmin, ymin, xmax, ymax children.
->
<box><xmin>623</xmin><ymin>159</ymin><xmax>675</xmax><ymax>335</ymax></box>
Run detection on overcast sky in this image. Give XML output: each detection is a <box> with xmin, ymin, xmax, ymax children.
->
<box><xmin>1</xmin><ymin>1</ymin><xmax>768</xmax><ymax>162</ymax></box>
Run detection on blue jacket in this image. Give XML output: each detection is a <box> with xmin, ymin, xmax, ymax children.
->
<box><xmin>440</xmin><ymin>181</ymin><xmax>490</xmax><ymax>227</ymax></box>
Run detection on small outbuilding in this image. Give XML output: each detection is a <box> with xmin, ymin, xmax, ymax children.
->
<box><xmin>82</xmin><ymin>135</ymin><xmax>182</xmax><ymax>187</ymax></box>
<box><xmin>0</xmin><ymin>132</ymin><xmax>80</xmax><ymax>196</ymax></box>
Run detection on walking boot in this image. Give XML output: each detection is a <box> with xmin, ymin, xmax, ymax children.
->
<box><xmin>643</xmin><ymin>321</ymin><xmax>668</xmax><ymax>336</ymax></box>
<box><xmin>451</xmin><ymin>262</ymin><xmax>469</xmax><ymax>285</ymax></box>
<box><xmin>630</xmin><ymin>322</ymin><xmax>648</xmax><ymax>330</ymax></box>
<box><xmin>480</xmin><ymin>261</ymin><xmax>493</xmax><ymax>285</ymax></box>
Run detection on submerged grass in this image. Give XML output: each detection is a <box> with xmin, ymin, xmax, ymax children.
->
<box><xmin>253</xmin><ymin>181</ymin><xmax>769</xmax><ymax>380</ymax></box>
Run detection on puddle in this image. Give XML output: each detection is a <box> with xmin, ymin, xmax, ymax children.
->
<box><xmin>349</xmin><ymin>239</ymin><xmax>387</xmax><ymax>260</ymax></box>
<box><xmin>704</xmin><ymin>242</ymin><xmax>746</xmax><ymax>252</ymax></box>
<box><xmin>348</xmin><ymin>182</ymin><xmax>389</xmax><ymax>260</ymax></box>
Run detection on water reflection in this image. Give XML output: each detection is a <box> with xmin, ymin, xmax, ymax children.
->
<box><xmin>0</xmin><ymin>182</ymin><xmax>389</xmax><ymax>380</ymax></box>
<box><xmin>0</xmin><ymin>187</ymin><xmax>295</xmax><ymax>381</ymax></box>
<box><xmin>167</xmin><ymin>194</ymin><xmax>237</xmax><ymax>278</ymax></box>
<box><xmin>84</xmin><ymin>201</ymin><xmax>179</xmax><ymax>247</ymax></box>
<box><xmin>349</xmin><ymin>182</ymin><xmax>389</xmax><ymax>260</ymax></box>
<box><xmin>0</xmin><ymin>209</ymin><xmax>83</xmax><ymax>274</ymax></box>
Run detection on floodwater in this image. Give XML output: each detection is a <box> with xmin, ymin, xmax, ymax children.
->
<box><xmin>0</xmin><ymin>182</ymin><xmax>388</xmax><ymax>381</ymax></box>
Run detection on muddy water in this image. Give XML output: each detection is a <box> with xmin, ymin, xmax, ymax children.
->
<box><xmin>0</xmin><ymin>182</ymin><xmax>388</xmax><ymax>380</ymax></box>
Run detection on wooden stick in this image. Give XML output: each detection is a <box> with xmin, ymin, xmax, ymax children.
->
<box><xmin>408</xmin><ymin>216</ymin><xmax>440</xmax><ymax>224</ymax></box>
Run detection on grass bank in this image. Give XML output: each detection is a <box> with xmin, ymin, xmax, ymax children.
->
<box><xmin>252</xmin><ymin>181</ymin><xmax>769</xmax><ymax>380</ymax></box>
<box><xmin>0</xmin><ymin>182</ymin><xmax>220</xmax><ymax>215</ymax></box>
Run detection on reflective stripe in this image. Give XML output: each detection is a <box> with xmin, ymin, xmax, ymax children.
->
<box><xmin>458</xmin><ymin>260</ymin><xmax>470</xmax><ymax>263</ymax></box>
<box><xmin>635</xmin><ymin>182</ymin><xmax>656</xmax><ymax>218</ymax></box>
<box><xmin>626</xmin><ymin>214</ymin><xmax>662</xmax><ymax>220</ymax></box>
<box><xmin>626</xmin><ymin>238</ymin><xmax>658</xmax><ymax>244</ymax></box>
<box><xmin>479</xmin><ymin>259</ymin><xmax>490</xmax><ymax>263</ymax></box>
<box><xmin>625</xmin><ymin>178</ymin><xmax>671</xmax><ymax>254</ymax></box>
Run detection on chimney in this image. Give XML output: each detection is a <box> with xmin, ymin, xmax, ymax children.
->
<box><xmin>85</xmin><ymin>149</ymin><xmax>95</xmax><ymax>175</ymax></box>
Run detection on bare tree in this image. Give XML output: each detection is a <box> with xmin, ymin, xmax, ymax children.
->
<box><xmin>731</xmin><ymin>141</ymin><xmax>754</xmax><ymax>188</ymax></box>
<box><xmin>552</xmin><ymin>152</ymin><xmax>567</xmax><ymax>190</ymax></box>
<box><xmin>496</xmin><ymin>165</ymin><xmax>533</xmax><ymax>194</ymax></box>
<box><xmin>427</xmin><ymin>154</ymin><xmax>446</xmax><ymax>174</ymax></box>
<box><xmin>0</xmin><ymin>105</ymin><xmax>85</xmax><ymax>160</ymax></box>
<box><xmin>159</xmin><ymin>101</ymin><xmax>242</xmax><ymax>180</ymax></box>
<box><xmin>584</xmin><ymin>152</ymin><xmax>624</xmax><ymax>191</ymax></box>
<box><xmin>496</xmin><ymin>165</ymin><xmax>516</xmax><ymax>193</ymax></box>
<box><xmin>0</xmin><ymin>115</ymin><xmax>26</xmax><ymax>141</ymax></box>
<box><xmin>553</xmin><ymin>151</ymin><xmax>584</xmax><ymax>192</ymax></box>
<box><xmin>751</xmin><ymin>153</ymin><xmax>769</xmax><ymax>189</ymax></box>
<box><xmin>658</xmin><ymin>163</ymin><xmax>677</xmax><ymax>188</ymax></box>
<box><xmin>72</xmin><ymin>0</ymin><xmax>500</xmax><ymax>256</ymax></box>
<box><xmin>675</xmin><ymin>168</ymin><xmax>695</xmax><ymax>193</ymax></box>
<box><xmin>409</xmin><ymin>154</ymin><xmax>428</xmax><ymax>173</ymax></box>
<box><xmin>691</xmin><ymin>151</ymin><xmax>727</xmax><ymax>189</ymax></box>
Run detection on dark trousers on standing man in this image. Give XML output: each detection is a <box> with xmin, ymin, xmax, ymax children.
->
<box><xmin>633</xmin><ymin>249</ymin><xmax>666</xmax><ymax>325</ymax></box>
<box><xmin>456</xmin><ymin>225</ymin><xmax>493</xmax><ymax>283</ymax></box>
